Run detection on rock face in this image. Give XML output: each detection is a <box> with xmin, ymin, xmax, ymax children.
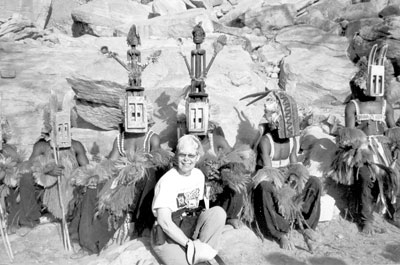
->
<box><xmin>243</xmin><ymin>4</ymin><xmax>297</xmax><ymax>33</ymax></box>
<box><xmin>2</xmin><ymin>0</ymin><xmax>400</xmax><ymax>157</ymax></box>
<box><xmin>152</xmin><ymin>0</ymin><xmax>187</xmax><ymax>16</ymax></box>
<box><xmin>0</xmin><ymin>0</ymin><xmax>52</xmax><ymax>29</ymax></box>
<box><xmin>115</xmin><ymin>8</ymin><xmax>215</xmax><ymax>39</ymax></box>
<box><xmin>296</xmin><ymin>9</ymin><xmax>341</xmax><ymax>33</ymax></box>
<box><xmin>218</xmin><ymin>0</ymin><xmax>264</xmax><ymax>26</ymax></box>
<box><xmin>46</xmin><ymin>0</ymin><xmax>90</xmax><ymax>35</ymax></box>
<box><xmin>0</xmin><ymin>14</ymin><xmax>42</xmax><ymax>41</ymax></box>
<box><xmin>280</xmin><ymin>47</ymin><xmax>357</xmax><ymax>104</ymax></box>
<box><xmin>276</xmin><ymin>25</ymin><xmax>358</xmax><ymax>105</ymax></box>
<box><xmin>340</xmin><ymin>2</ymin><xmax>379</xmax><ymax>21</ymax></box>
<box><xmin>71</xmin><ymin>0</ymin><xmax>151</xmax><ymax>37</ymax></box>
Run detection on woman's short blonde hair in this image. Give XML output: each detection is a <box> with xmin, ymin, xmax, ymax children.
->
<box><xmin>176</xmin><ymin>134</ymin><xmax>204</xmax><ymax>157</ymax></box>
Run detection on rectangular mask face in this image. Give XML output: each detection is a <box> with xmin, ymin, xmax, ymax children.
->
<box><xmin>55</xmin><ymin>112</ymin><xmax>71</xmax><ymax>148</ymax></box>
<box><xmin>186</xmin><ymin>101</ymin><xmax>209</xmax><ymax>135</ymax></box>
<box><xmin>125</xmin><ymin>95</ymin><xmax>148</xmax><ymax>133</ymax></box>
<box><xmin>367</xmin><ymin>65</ymin><xmax>385</xmax><ymax>97</ymax></box>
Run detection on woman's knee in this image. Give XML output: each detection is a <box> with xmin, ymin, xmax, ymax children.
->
<box><xmin>208</xmin><ymin>206</ymin><xmax>227</xmax><ymax>223</ymax></box>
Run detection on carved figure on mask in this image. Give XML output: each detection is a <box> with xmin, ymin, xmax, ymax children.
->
<box><xmin>100</xmin><ymin>24</ymin><xmax>161</xmax><ymax>90</ymax></box>
<box><xmin>179</xmin><ymin>22</ymin><xmax>227</xmax><ymax>97</ymax></box>
<box><xmin>126</xmin><ymin>25</ymin><xmax>142</xmax><ymax>88</ymax></box>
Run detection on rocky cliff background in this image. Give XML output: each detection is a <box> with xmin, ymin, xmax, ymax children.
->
<box><xmin>1</xmin><ymin>0</ymin><xmax>400</xmax><ymax>156</ymax></box>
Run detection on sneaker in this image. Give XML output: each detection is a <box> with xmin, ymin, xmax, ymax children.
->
<box><xmin>39</xmin><ymin>216</ymin><xmax>52</xmax><ymax>224</ymax></box>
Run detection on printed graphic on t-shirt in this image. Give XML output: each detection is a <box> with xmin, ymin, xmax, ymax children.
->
<box><xmin>176</xmin><ymin>188</ymin><xmax>200</xmax><ymax>209</ymax></box>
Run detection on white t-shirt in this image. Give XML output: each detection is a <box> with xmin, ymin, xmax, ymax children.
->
<box><xmin>152</xmin><ymin>167</ymin><xmax>205</xmax><ymax>217</ymax></box>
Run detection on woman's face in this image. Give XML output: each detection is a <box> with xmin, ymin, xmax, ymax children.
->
<box><xmin>176</xmin><ymin>143</ymin><xmax>199</xmax><ymax>176</ymax></box>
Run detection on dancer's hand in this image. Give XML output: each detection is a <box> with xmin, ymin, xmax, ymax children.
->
<box><xmin>47</xmin><ymin>165</ymin><xmax>64</xmax><ymax>177</ymax></box>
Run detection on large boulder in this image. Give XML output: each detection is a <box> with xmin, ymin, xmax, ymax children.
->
<box><xmin>0</xmin><ymin>38</ymin><xmax>105</xmax><ymax>156</ymax></box>
<box><xmin>243</xmin><ymin>4</ymin><xmax>296</xmax><ymax>33</ymax></box>
<box><xmin>344</xmin><ymin>17</ymin><xmax>383</xmax><ymax>40</ymax></box>
<box><xmin>218</xmin><ymin>0</ymin><xmax>264</xmax><ymax>26</ymax></box>
<box><xmin>279</xmin><ymin>47</ymin><xmax>357</xmax><ymax>106</ymax></box>
<box><xmin>188</xmin><ymin>0</ymin><xmax>214</xmax><ymax>11</ymax></box>
<box><xmin>0</xmin><ymin>13</ymin><xmax>43</xmax><ymax>41</ymax></box>
<box><xmin>210</xmin><ymin>0</ymin><xmax>224</xmax><ymax>7</ymax></box>
<box><xmin>115</xmin><ymin>8</ymin><xmax>215</xmax><ymax>39</ymax></box>
<box><xmin>339</xmin><ymin>2</ymin><xmax>379</xmax><ymax>21</ymax></box>
<box><xmin>379</xmin><ymin>4</ymin><xmax>400</xmax><ymax>18</ymax></box>
<box><xmin>257</xmin><ymin>0</ymin><xmax>319</xmax><ymax>11</ymax></box>
<box><xmin>276</xmin><ymin>25</ymin><xmax>351</xmax><ymax>56</ymax></box>
<box><xmin>296</xmin><ymin>9</ymin><xmax>341</xmax><ymax>33</ymax></box>
<box><xmin>0</xmin><ymin>0</ymin><xmax>52</xmax><ymax>29</ymax></box>
<box><xmin>46</xmin><ymin>0</ymin><xmax>90</xmax><ymax>35</ymax></box>
<box><xmin>152</xmin><ymin>0</ymin><xmax>187</xmax><ymax>16</ymax></box>
<box><xmin>257</xmin><ymin>41</ymin><xmax>290</xmax><ymax>67</ymax></box>
<box><xmin>71</xmin><ymin>0</ymin><xmax>151</xmax><ymax>37</ymax></box>
<box><xmin>347</xmin><ymin>16</ymin><xmax>400</xmax><ymax>62</ymax></box>
<box><xmin>298</xmin><ymin>0</ymin><xmax>347</xmax><ymax>21</ymax></box>
<box><xmin>295</xmin><ymin>0</ymin><xmax>346</xmax><ymax>33</ymax></box>
<box><xmin>276</xmin><ymin>26</ymin><xmax>357</xmax><ymax>105</ymax></box>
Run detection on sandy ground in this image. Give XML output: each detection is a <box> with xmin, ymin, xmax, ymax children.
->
<box><xmin>1</xmin><ymin>209</ymin><xmax>400</xmax><ymax>265</ymax></box>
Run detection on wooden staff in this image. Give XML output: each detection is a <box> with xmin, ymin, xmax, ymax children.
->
<box><xmin>0</xmin><ymin>204</ymin><xmax>14</xmax><ymax>261</ymax></box>
<box><xmin>53</xmin><ymin>146</ymin><xmax>72</xmax><ymax>252</ymax></box>
<box><xmin>49</xmin><ymin>90</ymin><xmax>72</xmax><ymax>251</ymax></box>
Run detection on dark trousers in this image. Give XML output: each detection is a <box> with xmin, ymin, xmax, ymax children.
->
<box><xmin>212</xmin><ymin>187</ymin><xmax>245</xmax><ymax>220</ymax></box>
<box><xmin>253</xmin><ymin>176</ymin><xmax>321</xmax><ymax>240</ymax></box>
<box><xmin>7</xmin><ymin>172</ymin><xmax>41</xmax><ymax>228</ymax></box>
<box><xmin>68</xmin><ymin>173</ymin><xmax>157</xmax><ymax>254</ymax></box>
<box><xmin>68</xmin><ymin>185</ymin><xmax>120</xmax><ymax>254</ymax></box>
<box><xmin>355</xmin><ymin>165</ymin><xmax>400</xmax><ymax>224</ymax></box>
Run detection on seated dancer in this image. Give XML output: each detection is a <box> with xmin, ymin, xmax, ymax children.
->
<box><xmin>7</xmin><ymin>98</ymin><xmax>89</xmax><ymax>234</ymax></box>
<box><xmin>330</xmin><ymin>44</ymin><xmax>399</xmax><ymax>234</ymax></box>
<box><xmin>69</xmin><ymin>23</ymin><xmax>169</xmax><ymax>257</ymax></box>
<box><xmin>1</xmin><ymin>118</ymin><xmax>23</xmax><ymax>217</ymax></box>
<box><xmin>151</xmin><ymin>135</ymin><xmax>226</xmax><ymax>265</ymax></box>
<box><xmin>69</xmin><ymin>106</ymin><xmax>170</xmax><ymax>258</ymax></box>
<box><xmin>241</xmin><ymin>89</ymin><xmax>321</xmax><ymax>251</ymax></box>
<box><xmin>198</xmin><ymin>125</ymin><xmax>256</xmax><ymax>229</ymax></box>
<box><xmin>177</xmin><ymin>97</ymin><xmax>254</xmax><ymax>229</ymax></box>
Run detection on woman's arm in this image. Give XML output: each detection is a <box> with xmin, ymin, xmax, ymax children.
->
<box><xmin>345</xmin><ymin>102</ymin><xmax>356</xmax><ymax>128</ymax></box>
<box><xmin>258</xmin><ymin>135</ymin><xmax>272</xmax><ymax>168</ymax></box>
<box><xmin>386</xmin><ymin>101</ymin><xmax>396</xmax><ymax>128</ymax></box>
<box><xmin>150</xmin><ymin>134</ymin><xmax>161</xmax><ymax>151</ymax></box>
<box><xmin>289</xmin><ymin>137</ymin><xmax>298</xmax><ymax>164</ymax></box>
<box><xmin>156</xmin><ymin>207</ymin><xmax>191</xmax><ymax>247</ymax></box>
